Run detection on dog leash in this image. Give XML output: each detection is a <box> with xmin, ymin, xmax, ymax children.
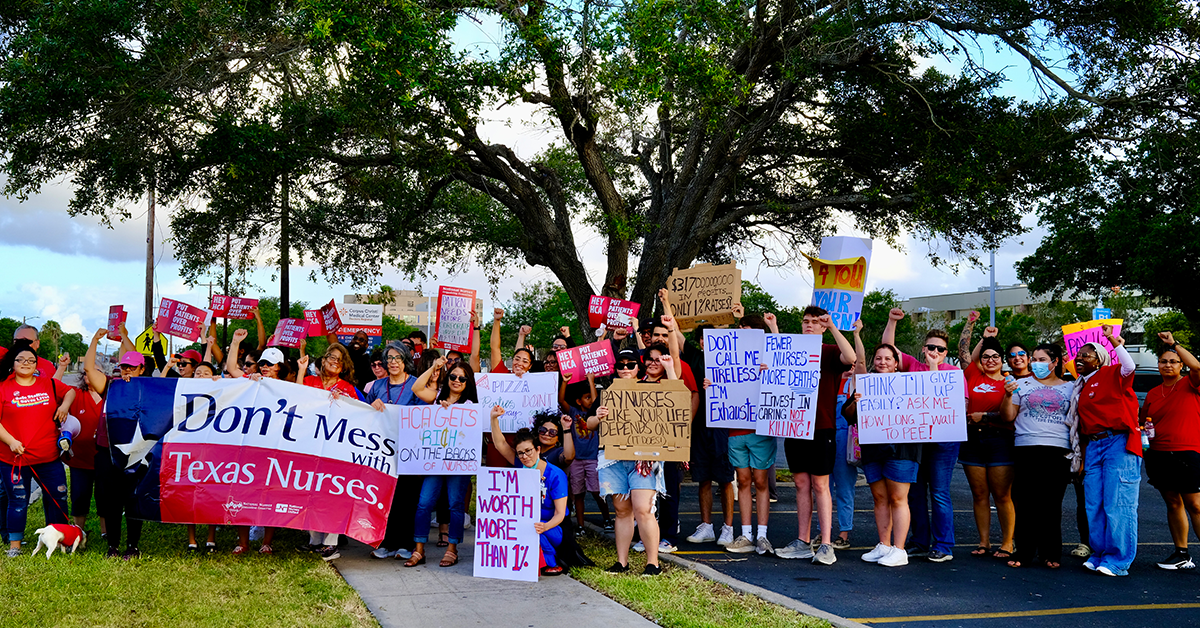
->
<box><xmin>14</xmin><ymin>457</ymin><xmax>73</xmax><ymax>524</ymax></box>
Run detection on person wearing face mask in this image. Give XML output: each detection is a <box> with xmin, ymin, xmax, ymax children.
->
<box><xmin>883</xmin><ymin>310</ymin><xmax>963</xmax><ymax>563</ymax></box>
<box><xmin>1068</xmin><ymin>325</ymin><xmax>1141</xmax><ymax>576</ymax></box>
<box><xmin>957</xmin><ymin>314</ymin><xmax>1016</xmax><ymax>560</ymax></box>
<box><xmin>1140</xmin><ymin>332</ymin><xmax>1200</xmax><ymax>571</ymax></box>
<box><xmin>1000</xmin><ymin>343</ymin><xmax>1074</xmax><ymax>569</ymax></box>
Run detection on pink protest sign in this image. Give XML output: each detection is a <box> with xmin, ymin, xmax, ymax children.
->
<box><xmin>270</xmin><ymin>318</ymin><xmax>309</xmax><ymax>348</ymax></box>
<box><xmin>154</xmin><ymin>298</ymin><xmax>208</xmax><ymax>342</ymax></box>
<box><xmin>107</xmin><ymin>305</ymin><xmax>127</xmax><ymax>341</ymax></box>
<box><xmin>320</xmin><ymin>299</ymin><xmax>342</xmax><ymax>335</ymax></box>
<box><xmin>556</xmin><ymin>341</ymin><xmax>616</xmax><ymax>380</ymax></box>
<box><xmin>587</xmin><ymin>295</ymin><xmax>641</xmax><ymax>332</ymax></box>
<box><xmin>1062</xmin><ymin>319</ymin><xmax>1123</xmax><ymax>377</ymax></box>
<box><xmin>304</xmin><ymin>310</ymin><xmax>325</xmax><ymax>336</ymax></box>
<box><xmin>211</xmin><ymin>296</ymin><xmax>259</xmax><ymax>320</ymax></box>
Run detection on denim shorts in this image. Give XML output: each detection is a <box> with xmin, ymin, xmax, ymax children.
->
<box><xmin>863</xmin><ymin>458</ymin><xmax>919</xmax><ymax>484</ymax></box>
<box><xmin>728</xmin><ymin>433</ymin><xmax>777</xmax><ymax>470</ymax></box>
<box><xmin>598</xmin><ymin>458</ymin><xmax>664</xmax><ymax>497</ymax></box>
<box><xmin>960</xmin><ymin>431</ymin><xmax>1016</xmax><ymax>468</ymax></box>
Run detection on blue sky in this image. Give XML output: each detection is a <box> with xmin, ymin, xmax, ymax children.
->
<box><xmin>0</xmin><ymin>14</ymin><xmax>1061</xmax><ymax>343</ymax></box>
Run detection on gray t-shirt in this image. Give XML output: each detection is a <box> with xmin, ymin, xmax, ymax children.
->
<box><xmin>1011</xmin><ymin>378</ymin><xmax>1075</xmax><ymax>448</ymax></box>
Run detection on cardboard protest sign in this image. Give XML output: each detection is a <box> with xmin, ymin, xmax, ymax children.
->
<box><xmin>318</xmin><ymin>299</ymin><xmax>342</xmax><ymax>335</ymax></box>
<box><xmin>474</xmin><ymin>467</ymin><xmax>539</xmax><ymax>582</ymax></box>
<box><xmin>756</xmin><ymin>334</ymin><xmax>822</xmax><ymax>439</ymax></box>
<box><xmin>303</xmin><ymin>310</ymin><xmax>325</xmax><ymax>337</ymax></box>
<box><xmin>154</xmin><ymin>298</ymin><xmax>209</xmax><ymax>342</ymax></box>
<box><xmin>854</xmin><ymin>371</ymin><xmax>967</xmax><ymax>444</ymax></box>
<box><xmin>1062</xmin><ymin>319</ymin><xmax>1124</xmax><ymax>377</ymax></box>
<box><xmin>587</xmin><ymin>295</ymin><xmax>641</xmax><ymax>332</ymax></box>
<box><xmin>335</xmin><ymin>303</ymin><xmax>384</xmax><ymax>350</ymax></box>
<box><xmin>556</xmin><ymin>341</ymin><xmax>616</xmax><ymax>380</ymax></box>
<box><xmin>475</xmin><ymin>372</ymin><xmax>558</xmax><ymax>432</ymax></box>
<box><xmin>805</xmin><ymin>254</ymin><xmax>868</xmax><ymax>331</ymax></box>
<box><xmin>269</xmin><ymin>319</ymin><xmax>309</xmax><ymax>349</ymax></box>
<box><xmin>434</xmin><ymin>286</ymin><xmax>476</xmax><ymax>352</ymax></box>
<box><xmin>666</xmin><ymin>263</ymin><xmax>742</xmax><ymax>330</ymax></box>
<box><xmin>599</xmin><ymin>378</ymin><xmax>692</xmax><ymax>461</ymax></box>
<box><xmin>393</xmin><ymin>404</ymin><xmax>483</xmax><ymax>474</ymax></box>
<box><xmin>107</xmin><ymin>305</ymin><xmax>127</xmax><ymax>341</ymax></box>
<box><xmin>210</xmin><ymin>296</ymin><xmax>258</xmax><ymax>320</ymax></box>
<box><xmin>703</xmin><ymin>328</ymin><xmax>764</xmax><ymax>429</ymax></box>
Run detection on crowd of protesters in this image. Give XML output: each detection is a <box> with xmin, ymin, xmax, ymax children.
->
<box><xmin>0</xmin><ymin>291</ymin><xmax>1195</xmax><ymax>580</ymax></box>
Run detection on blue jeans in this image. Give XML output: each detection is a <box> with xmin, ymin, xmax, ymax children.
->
<box><xmin>832</xmin><ymin>416</ymin><xmax>856</xmax><ymax>533</ymax></box>
<box><xmin>1</xmin><ymin>460</ymin><xmax>69</xmax><ymax>542</ymax></box>
<box><xmin>909</xmin><ymin>442</ymin><xmax>959</xmax><ymax>554</ymax></box>
<box><xmin>413</xmin><ymin>475</ymin><xmax>471</xmax><ymax>545</ymax></box>
<box><xmin>1083</xmin><ymin>434</ymin><xmax>1141</xmax><ymax>574</ymax></box>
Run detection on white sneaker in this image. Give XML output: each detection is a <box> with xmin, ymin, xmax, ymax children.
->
<box><xmin>717</xmin><ymin>525</ymin><xmax>735</xmax><ymax>547</ymax></box>
<box><xmin>686</xmin><ymin>523</ymin><xmax>716</xmax><ymax>544</ymax></box>
<box><xmin>371</xmin><ymin>547</ymin><xmax>398</xmax><ymax>559</ymax></box>
<box><xmin>726</xmin><ymin>535</ymin><xmax>756</xmax><ymax>553</ymax></box>
<box><xmin>879</xmin><ymin>546</ymin><xmax>909</xmax><ymax>567</ymax></box>
<box><xmin>659</xmin><ymin>540</ymin><xmax>677</xmax><ymax>554</ymax></box>
<box><xmin>776</xmin><ymin>539</ymin><xmax>815</xmax><ymax>559</ymax></box>
<box><xmin>756</xmin><ymin>536</ymin><xmax>774</xmax><ymax>556</ymax></box>
<box><xmin>861</xmin><ymin>543</ymin><xmax>891</xmax><ymax>563</ymax></box>
<box><xmin>633</xmin><ymin>540</ymin><xmax>645</xmax><ymax>552</ymax></box>
<box><xmin>464</xmin><ymin>516</ymin><xmax>473</xmax><ymax>530</ymax></box>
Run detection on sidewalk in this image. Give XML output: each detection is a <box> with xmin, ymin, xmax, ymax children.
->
<box><xmin>334</xmin><ymin>531</ymin><xmax>658</xmax><ymax>628</ymax></box>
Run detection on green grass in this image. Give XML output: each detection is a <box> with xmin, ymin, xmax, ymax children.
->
<box><xmin>571</xmin><ymin>535</ymin><xmax>828</xmax><ymax>628</ymax></box>
<box><xmin>1</xmin><ymin>494</ymin><xmax>376</xmax><ymax>628</ymax></box>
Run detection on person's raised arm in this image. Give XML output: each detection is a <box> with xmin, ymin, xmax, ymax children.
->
<box><xmin>155</xmin><ymin>354</ymin><xmax>177</xmax><ymax>378</ymax></box>
<box><xmin>469</xmin><ymin>307</ymin><xmax>482</xmax><ymax>373</ymax></box>
<box><xmin>490</xmin><ymin>405</ymin><xmax>516</xmax><ymax>465</ymax></box>
<box><xmin>882</xmin><ymin>307</ymin><xmax>904</xmax><ymax>348</ymax></box>
<box><xmin>413</xmin><ymin>357</ymin><xmax>445</xmax><ymax>403</ymax></box>
<box><xmin>151</xmin><ymin>330</ymin><xmax>168</xmax><ymax>373</ymax></box>
<box><xmin>295</xmin><ymin>355</ymin><xmax>309</xmax><ymax>384</ymax></box>
<box><xmin>822</xmin><ymin>314</ymin><xmax>856</xmax><ymax>365</ymax></box>
<box><xmin>958</xmin><ymin>311</ymin><xmax>978</xmax><ymax>365</ymax></box>
<box><xmin>516</xmin><ymin>324</ymin><xmax>530</xmax><ymax>351</ymax></box>
<box><xmin>559</xmin><ymin>414</ymin><xmax>575</xmax><ymax>464</ymax></box>
<box><xmin>763</xmin><ymin>312</ymin><xmax>780</xmax><ymax>335</ymax></box>
<box><xmin>559</xmin><ymin>326</ymin><xmax>576</xmax><ymax>349</ymax></box>
<box><xmin>490</xmin><ymin>308</ymin><xmax>504</xmax><ymax>371</ymax></box>
<box><xmin>557</xmin><ymin>371</ymin><xmax>573</xmax><ymax>412</ymax></box>
<box><xmin>202</xmin><ymin>335</ymin><xmax>216</xmax><ymax>366</ymax></box>
<box><xmin>662</xmin><ymin>313</ymin><xmax>683</xmax><ymax>373</ymax></box>
<box><xmin>1103</xmin><ymin>324</ymin><xmax>1135</xmax><ymax>376</ymax></box>
<box><xmin>852</xmin><ymin>319</ymin><xmax>867</xmax><ymax>375</ymax></box>
<box><xmin>658</xmin><ymin>288</ymin><xmax>687</xmax><ymax>348</ymax></box>
<box><xmin>661</xmin><ymin>354</ymin><xmax>679</xmax><ymax>380</ymax></box>
<box><xmin>842</xmin><ymin>380</ymin><xmax>859</xmax><ymax>423</ymax></box>
<box><xmin>207</xmin><ymin>321</ymin><xmax>224</xmax><ymax>365</ymax></box>
<box><xmin>54</xmin><ymin>353</ymin><xmax>70</xmax><ymax>381</ymax></box>
<box><xmin>1001</xmin><ymin>377</ymin><xmax>1020</xmax><ymax>422</ymax></box>
<box><xmin>252</xmin><ymin>307</ymin><xmax>268</xmax><ymax>350</ymax></box>
<box><xmin>118</xmin><ymin>321</ymin><xmax>135</xmax><ymax>357</ymax></box>
<box><xmin>1160</xmin><ymin>331</ymin><xmax>1200</xmax><ymax>387</ymax></box>
<box><xmin>84</xmin><ymin>329</ymin><xmax>109</xmax><ymax>395</ymax></box>
<box><xmin>225</xmin><ymin>329</ymin><xmax>248</xmax><ymax>379</ymax></box>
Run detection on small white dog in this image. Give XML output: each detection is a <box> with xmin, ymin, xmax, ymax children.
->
<box><xmin>31</xmin><ymin>524</ymin><xmax>86</xmax><ymax>559</ymax></box>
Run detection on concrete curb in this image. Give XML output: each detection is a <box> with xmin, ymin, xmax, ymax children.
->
<box><xmin>582</xmin><ymin>521</ymin><xmax>869</xmax><ymax>628</ymax></box>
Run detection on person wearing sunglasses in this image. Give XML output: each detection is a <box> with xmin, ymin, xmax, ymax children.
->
<box><xmin>882</xmin><ymin>308</ymin><xmax>963</xmax><ymax>563</ymax></box>
<box><xmin>1067</xmin><ymin>324</ymin><xmax>1140</xmax><ymax>576</ymax></box>
<box><xmin>999</xmin><ymin>342</ymin><xmax>1073</xmax><ymax>569</ymax></box>
<box><xmin>1140</xmin><ymin>331</ymin><xmax>1200</xmax><ymax>571</ymax></box>
<box><xmin>956</xmin><ymin>313</ymin><xmax>1016</xmax><ymax>561</ymax></box>
<box><xmin>1005</xmin><ymin>343</ymin><xmax>1034</xmax><ymax>380</ymax></box>
<box><xmin>407</xmin><ymin>357</ymin><xmax>480</xmax><ymax>569</ymax></box>
<box><xmin>368</xmin><ymin>350</ymin><xmax>387</xmax><ymax>383</ymax></box>
<box><xmin>0</xmin><ymin>339</ymin><xmax>76</xmax><ymax>558</ymax></box>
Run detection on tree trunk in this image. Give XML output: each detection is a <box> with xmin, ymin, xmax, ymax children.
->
<box><xmin>280</xmin><ymin>174</ymin><xmax>290</xmax><ymax>318</ymax></box>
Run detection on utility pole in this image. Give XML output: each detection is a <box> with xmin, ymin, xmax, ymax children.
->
<box><xmin>989</xmin><ymin>250</ymin><xmax>996</xmax><ymax>328</ymax></box>
<box><xmin>280</xmin><ymin>174</ymin><xmax>291</xmax><ymax>318</ymax></box>
<box><xmin>223</xmin><ymin>230</ymin><xmax>231</xmax><ymax>348</ymax></box>
<box><xmin>145</xmin><ymin>178</ymin><xmax>156</xmax><ymax>330</ymax></box>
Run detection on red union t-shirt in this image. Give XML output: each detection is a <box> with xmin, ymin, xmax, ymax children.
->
<box><xmin>0</xmin><ymin>347</ymin><xmax>57</xmax><ymax>380</ymax></box>
<box><xmin>964</xmin><ymin>362</ymin><xmax>1010</xmax><ymax>429</ymax></box>
<box><xmin>66</xmin><ymin>389</ymin><xmax>104</xmax><ymax>470</ymax></box>
<box><xmin>0</xmin><ymin>376</ymin><xmax>68</xmax><ymax>465</ymax></box>
<box><xmin>1144</xmin><ymin>376</ymin><xmax>1200</xmax><ymax>452</ymax></box>
<box><xmin>303</xmin><ymin>375</ymin><xmax>364</xmax><ymax>401</ymax></box>
<box><xmin>1077</xmin><ymin>364</ymin><xmax>1141</xmax><ymax>457</ymax></box>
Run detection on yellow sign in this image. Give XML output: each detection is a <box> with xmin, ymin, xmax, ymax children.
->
<box><xmin>805</xmin><ymin>254</ymin><xmax>867</xmax><ymax>292</ymax></box>
<box><xmin>132</xmin><ymin>326</ymin><xmax>156</xmax><ymax>356</ymax></box>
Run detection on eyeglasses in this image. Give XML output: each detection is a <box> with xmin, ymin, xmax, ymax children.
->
<box><xmin>616</xmin><ymin>361</ymin><xmax>639</xmax><ymax>370</ymax></box>
<box><xmin>981</xmin><ymin>353</ymin><xmax>1002</xmax><ymax>360</ymax></box>
<box><xmin>516</xmin><ymin>448</ymin><xmax>538</xmax><ymax>459</ymax></box>
<box><xmin>1077</xmin><ymin>353</ymin><xmax>1099</xmax><ymax>361</ymax></box>
<box><xmin>1160</xmin><ymin>359</ymin><xmax>1183</xmax><ymax>365</ymax></box>
<box><xmin>372</xmin><ymin>362</ymin><xmax>385</xmax><ymax>368</ymax></box>
<box><xmin>552</xmin><ymin>344</ymin><xmax>567</xmax><ymax>351</ymax></box>
<box><xmin>446</xmin><ymin>356</ymin><xmax>461</xmax><ymax>364</ymax></box>
<box><xmin>1009</xmin><ymin>351</ymin><xmax>1027</xmax><ymax>358</ymax></box>
<box><xmin>13</xmin><ymin>357</ymin><xmax>37</xmax><ymax>365</ymax></box>
<box><xmin>447</xmin><ymin>374</ymin><xmax>468</xmax><ymax>383</ymax></box>
<box><xmin>924</xmin><ymin>344</ymin><xmax>948</xmax><ymax>354</ymax></box>
<box><xmin>386</xmin><ymin>355</ymin><xmax>404</xmax><ymax>362</ymax></box>
<box><xmin>179</xmin><ymin>360</ymin><xmax>197</xmax><ymax>368</ymax></box>
<box><xmin>538</xmin><ymin>426</ymin><xmax>558</xmax><ymax>437</ymax></box>
<box><xmin>323</xmin><ymin>356</ymin><xmax>342</xmax><ymax>364</ymax></box>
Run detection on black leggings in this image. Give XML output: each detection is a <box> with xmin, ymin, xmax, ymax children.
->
<box><xmin>1012</xmin><ymin>445</ymin><xmax>1070</xmax><ymax>563</ymax></box>
<box><xmin>96</xmin><ymin>447</ymin><xmax>143</xmax><ymax>550</ymax></box>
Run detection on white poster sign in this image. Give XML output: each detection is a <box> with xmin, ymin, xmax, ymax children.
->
<box><xmin>854</xmin><ymin>371</ymin><xmax>967</xmax><ymax>444</ymax></box>
<box><xmin>755</xmin><ymin>334</ymin><xmax>822</xmax><ymax>439</ymax></box>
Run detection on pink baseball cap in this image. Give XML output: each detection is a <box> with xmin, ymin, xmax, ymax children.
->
<box><xmin>120</xmin><ymin>351</ymin><xmax>145</xmax><ymax>367</ymax></box>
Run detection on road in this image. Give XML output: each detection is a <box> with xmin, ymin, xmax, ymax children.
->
<box><xmin>581</xmin><ymin>465</ymin><xmax>1200</xmax><ymax>627</ymax></box>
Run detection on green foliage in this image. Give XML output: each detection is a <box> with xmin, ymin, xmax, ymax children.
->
<box><xmin>862</xmin><ymin>290</ymin><xmax>923</xmax><ymax>357</ymax></box>
<box><xmin>381</xmin><ymin>314</ymin><xmax>417</xmax><ymax>348</ymax></box>
<box><xmin>1144</xmin><ymin>311</ymin><xmax>1198</xmax><ymax>356</ymax></box>
<box><xmin>499</xmin><ymin>282</ymin><xmax>580</xmax><ymax>358</ymax></box>
<box><xmin>0</xmin><ymin>317</ymin><xmax>18</xmax><ymax>348</ymax></box>
<box><xmin>947</xmin><ymin>308</ymin><xmax>1040</xmax><ymax>363</ymax></box>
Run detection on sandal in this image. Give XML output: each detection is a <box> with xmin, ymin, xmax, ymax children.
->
<box><xmin>970</xmin><ymin>546</ymin><xmax>990</xmax><ymax>556</ymax></box>
<box><xmin>404</xmin><ymin>551</ymin><xmax>426</xmax><ymax>567</ymax></box>
<box><xmin>992</xmin><ymin>548</ymin><xmax>1013</xmax><ymax>560</ymax></box>
<box><xmin>231</xmin><ymin>545</ymin><xmax>247</xmax><ymax>555</ymax></box>
<box><xmin>259</xmin><ymin>544</ymin><xmax>273</xmax><ymax>555</ymax></box>
<box><xmin>436</xmin><ymin>532</ymin><xmax>449</xmax><ymax>548</ymax></box>
<box><xmin>440</xmin><ymin>548</ymin><xmax>458</xmax><ymax>568</ymax></box>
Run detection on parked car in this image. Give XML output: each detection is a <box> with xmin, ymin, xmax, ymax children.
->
<box><xmin>1133</xmin><ymin>368</ymin><xmax>1162</xmax><ymax>406</ymax></box>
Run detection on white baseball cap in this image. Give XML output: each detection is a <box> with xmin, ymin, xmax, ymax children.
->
<box><xmin>259</xmin><ymin>348</ymin><xmax>285</xmax><ymax>365</ymax></box>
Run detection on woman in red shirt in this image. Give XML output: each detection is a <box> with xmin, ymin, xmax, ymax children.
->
<box><xmin>0</xmin><ymin>339</ymin><xmax>75</xmax><ymax>557</ymax></box>
<box><xmin>1140</xmin><ymin>331</ymin><xmax>1200</xmax><ymax>571</ymax></box>
<box><xmin>1071</xmin><ymin>324</ymin><xmax>1141</xmax><ymax>576</ymax></box>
